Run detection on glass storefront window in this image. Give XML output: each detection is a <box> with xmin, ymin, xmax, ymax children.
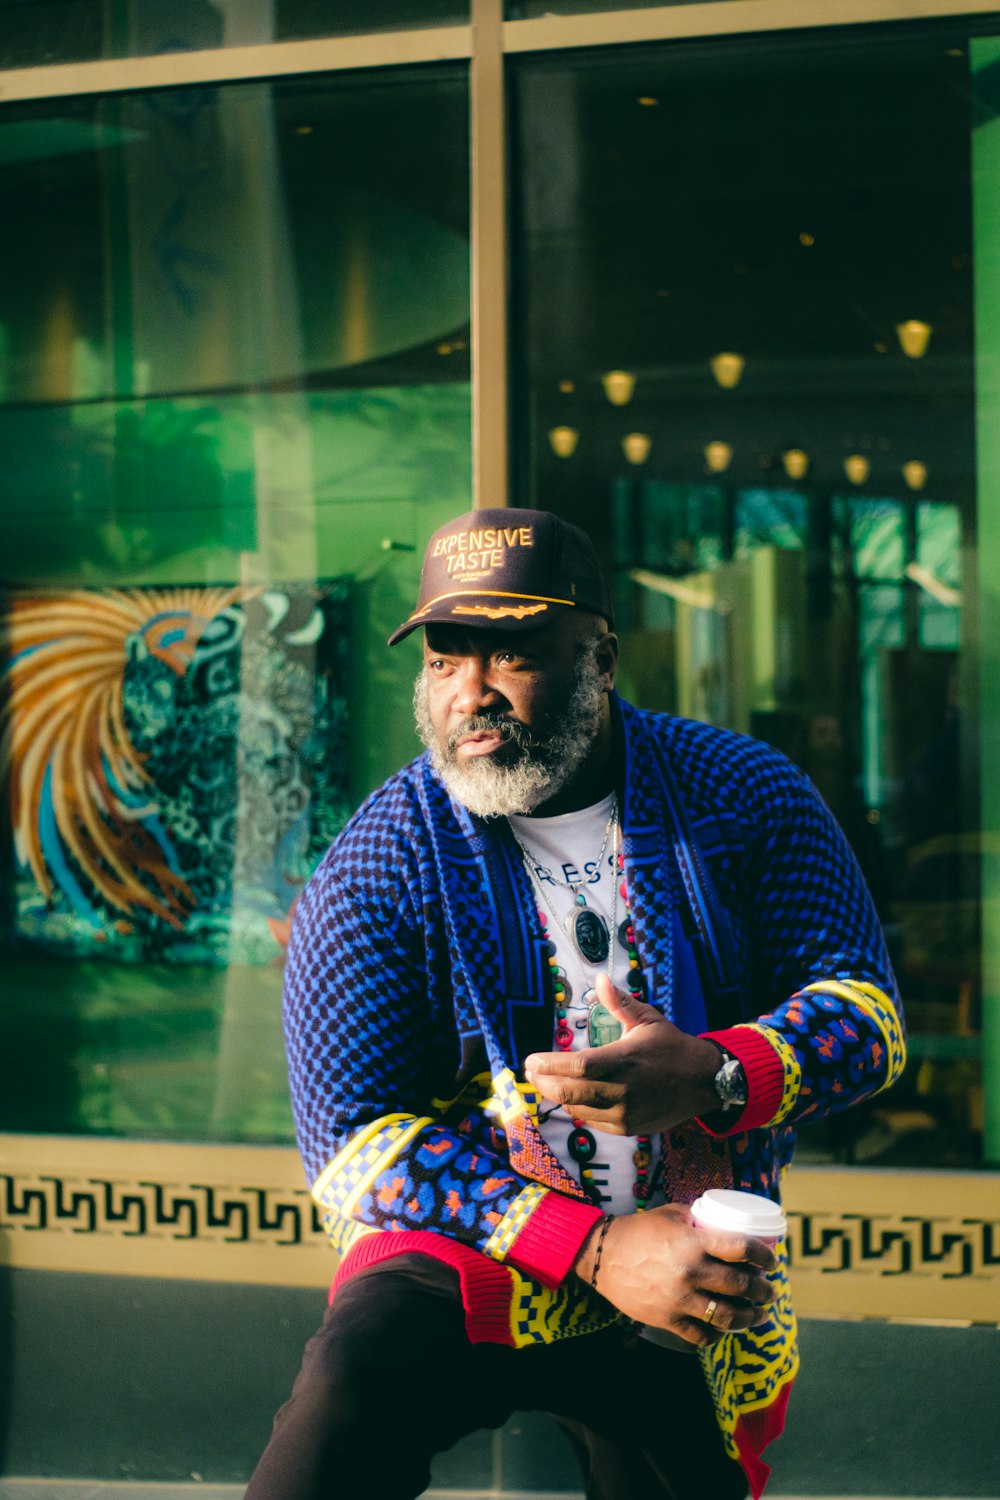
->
<box><xmin>0</xmin><ymin>1</ymin><xmax>468</xmax><ymax>71</ymax></box>
<box><xmin>0</xmin><ymin>67</ymin><xmax>471</xmax><ymax>1142</ymax></box>
<box><xmin>513</xmin><ymin>29</ymin><xmax>988</xmax><ymax>1165</ymax></box>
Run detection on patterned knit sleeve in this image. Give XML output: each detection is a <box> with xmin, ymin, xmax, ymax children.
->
<box><xmin>283</xmin><ymin>848</ymin><xmax>600</xmax><ymax>1286</ymax></box>
<box><xmin>699</xmin><ymin>743</ymin><xmax>905</xmax><ymax>1135</ymax></box>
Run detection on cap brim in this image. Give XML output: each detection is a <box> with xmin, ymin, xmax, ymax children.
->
<box><xmin>387</xmin><ymin>592</ymin><xmax>577</xmax><ymax>646</ymax></box>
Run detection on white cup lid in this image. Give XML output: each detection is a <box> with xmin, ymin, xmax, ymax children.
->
<box><xmin>690</xmin><ymin>1188</ymin><xmax>787</xmax><ymax>1240</ymax></box>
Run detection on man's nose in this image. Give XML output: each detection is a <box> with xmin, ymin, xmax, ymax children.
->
<box><xmin>452</xmin><ymin>659</ymin><xmax>505</xmax><ymax>717</ymax></box>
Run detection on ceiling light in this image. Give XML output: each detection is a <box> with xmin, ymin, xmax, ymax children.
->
<box><xmin>799</xmin><ymin>232</ymin><xmax>815</xmax><ymax>246</ymax></box>
<box><xmin>902</xmin><ymin>460</ymin><xmax>928</xmax><ymax>491</ymax></box>
<box><xmin>782</xmin><ymin>448</ymin><xmax>809</xmax><ymax>481</ymax></box>
<box><xmin>896</xmin><ymin>319</ymin><xmax>933</xmax><ymax>359</ymax></box>
<box><xmin>637</xmin><ymin>96</ymin><xmax>659</xmax><ymax>107</ymax></box>
<box><xmin>548</xmin><ymin>426</ymin><xmax>579</xmax><ymax>459</ymax></box>
<box><xmin>704</xmin><ymin>441</ymin><xmax>733</xmax><ymax>473</ymax></box>
<box><xmin>844</xmin><ymin>454</ymin><xmax>870</xmax><ymax>486</ymax></box>
<box><xmin>558</xmin><ymin>379</ymin><xmax>575</xmax><ymax>394</ymax></box>
<box><xmin>602</xmin><ymin>370</ymin><xmax>636</xmax><ymax>406</ymax></box>
<box><xmin>622</xmin><ymin>432</ymin><xmax>651</xmax><ymax>465</ymax></box>
<box><xmin>710</xmin><ymin>352</ymin><xmax>745</xmax><ymax>389</ymax></box>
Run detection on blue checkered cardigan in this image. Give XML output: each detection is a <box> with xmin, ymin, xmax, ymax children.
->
<box><xmin>283</xmin><ymin>695</ymin><xmax>904</xmax><ymax>1494</ymax></box>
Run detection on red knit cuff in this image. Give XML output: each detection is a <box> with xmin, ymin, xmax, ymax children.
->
<box><xmin>696</xmin><ymin>1024</ymin><xmax>786</xmax><ymax>1136</ymax></box>
<box><xmin>505</xmin><ymin>1189</ymin><xmax>603</xmax><ymax>1288</ymax></box>
<box><xmin>332</xmin><ymin>1230</ymin><xmax>519</xmax><ymax>1346</ymax></box>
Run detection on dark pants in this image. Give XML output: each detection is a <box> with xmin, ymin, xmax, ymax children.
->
<box><xmin>245</xmin><ymin>1254</ymin><xmax>748</xmax><ymax>1500</ymax></box>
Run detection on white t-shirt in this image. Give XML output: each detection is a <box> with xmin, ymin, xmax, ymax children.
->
<box><xmin>508</xmin><ymin>792</ymin><xmax>662</xmax><ymax>1217</ymax></box>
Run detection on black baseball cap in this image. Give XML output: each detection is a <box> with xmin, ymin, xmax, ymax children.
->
<box><xmin>388</xmin><ymin>507</ymin><xmax>613</xmax><ymax>646</ymax></box>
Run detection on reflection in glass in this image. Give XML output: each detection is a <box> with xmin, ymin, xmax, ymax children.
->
<box><xmin>0</xmin><ymin>0</ymin><xmax>468</xmax><ymax>70</ymax></box>
<box><xmin>0</xmin><ymin>69</ymin><xmax>471</xmax><ymax>1142</ymax></box>
<box><xmin>513</xmin><ymin>34</ymin><xmax>982</xmax><ymax>1165</ymax></box>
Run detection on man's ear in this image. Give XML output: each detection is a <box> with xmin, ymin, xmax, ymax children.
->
<box><xmin>596</xmin><ymin>631</ymin><xmax>619</xmax><ymax>691</ymax></box>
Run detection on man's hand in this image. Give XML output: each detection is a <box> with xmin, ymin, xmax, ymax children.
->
<box><xmin>523</xmin><ymin>974</ymin><xmax>721</xmax><ymax>1135</ymax></box>
<box><xmin>574</xmin><ymin>1204</ymin><xmax>777</xmax><ymax>1344</ymax></box>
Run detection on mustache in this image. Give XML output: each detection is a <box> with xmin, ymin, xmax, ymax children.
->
<box><xmin>447</xmin><ymin>713</ymin><xmax>538</xmax><ymax>757</ymax></box>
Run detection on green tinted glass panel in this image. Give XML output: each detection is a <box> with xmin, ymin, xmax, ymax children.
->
<box><xmin>0</xmin><ymin>1</ymin><xmax>467</xmax><ymax>69</ymax></box>
<box><xmin>0</xmin><ymin>67</ymin><xmax>471</xmax><ymax>1142</ymax></box>
<box><xmin>513</xmin><ymin>31</ymin><xmax>987</xmax><ymax>1166</ymax></box>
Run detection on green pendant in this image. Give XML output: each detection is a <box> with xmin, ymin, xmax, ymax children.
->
<box><xmin>588</xmin><ymin>1002</ymin><xmax>623</xmax><ymax>1048</ymax></box>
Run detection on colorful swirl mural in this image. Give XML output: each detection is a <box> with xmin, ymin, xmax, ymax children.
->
<box><xmin>0</xmin><ymin>584</ymin><xmax>348</xmax><ymax>965</ymax></box>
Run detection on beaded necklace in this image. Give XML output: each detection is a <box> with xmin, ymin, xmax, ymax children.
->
<box><xmin>522</xmin><ymin>813</ymin><xmax>656</xmax><ymax>1213</ymax></box>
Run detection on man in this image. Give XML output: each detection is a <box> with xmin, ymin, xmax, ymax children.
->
<box><xmin>246</xmin><ymin>508</ymin><xmax>905</xmax><ymax>1500</ymax></box>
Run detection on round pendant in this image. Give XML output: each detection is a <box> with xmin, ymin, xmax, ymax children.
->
<box><xmin>565</xmin><ymin>906</ymin><xmax>610</xmax><ymax>965</ymax></box>
<box><xmin>588</xmin><ymin>1002</ymin><xmax>624</xmax><ymax>1048</ymax></box>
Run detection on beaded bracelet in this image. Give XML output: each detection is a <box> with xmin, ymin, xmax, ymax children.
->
<box><xmin>590</xmin><ymin>1214</ymin><xmax>614</xmax><ymax>1292</ymax></box>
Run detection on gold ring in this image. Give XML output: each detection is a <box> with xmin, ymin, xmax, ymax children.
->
<box><xmin>703</xmin><ymin>1299</ymin><xmax>719</xmax><ymax>1326</ymax></box>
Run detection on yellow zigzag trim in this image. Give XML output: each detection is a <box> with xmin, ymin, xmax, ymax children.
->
<box><xmin>801</xmin><ymin>978</ymin><xmax>906</xmax><ymax>1089</ymax></box>
<box><xmin>312</xmin><ymin>1113</ymin><xmax>434</xmax><ymax>1219</ymax></box>
<box><xmin>736</xmin><ymin>1022</ymin><xmax>802</xmax><ymax>1125</ymax></box>
<box><xmin>506</xmin><ymin>1263</ymin><xmax>619</xmax><ymax>1347</ymax></box>
<box><xmin>430</xmin><ymin>1070</ymin><xmax>493</xmax><ymax>1118</ymax></box>
<box><xmin>322</xmin><ymin>1213</ymin><xmax>379</xmax><ymax>1259</ymax></box>
<box><xmin>699</xmin><ymin>1244</ymin><xmax>799</xmax><ymax>1453</ymax></box>
<box><xmin>484</xmin><ymin>1066</ymin><xmax>540</xmax><ymax>1126</ymax></box>
<box><xmin>483</xmin><ymin>1181</ymin><xmax>547</xmax><ymax>1261</ymax></box>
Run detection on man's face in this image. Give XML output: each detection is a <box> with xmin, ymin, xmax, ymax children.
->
<box><xmin>413</xmin><ymin>616</ymin><xmax>616</xmax><ymax>816</ymax></box>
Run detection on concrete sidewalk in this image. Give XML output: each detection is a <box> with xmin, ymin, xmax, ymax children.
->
<box><xmin>2</xmin><ymin>1484</ymin><xmax>998</xmax><ymax>1500</ymax></box>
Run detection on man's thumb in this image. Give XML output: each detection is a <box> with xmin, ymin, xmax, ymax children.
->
<box><xmin>593</xmin><ymin>971</ymin><xmax>660</xmax><ymax>1031</ymax></box>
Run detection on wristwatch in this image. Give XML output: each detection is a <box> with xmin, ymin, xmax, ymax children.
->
<box><xmin>710</xmin><ymin>1046</ymin><xmax>748</xmax><ymax>1112</ymax></box>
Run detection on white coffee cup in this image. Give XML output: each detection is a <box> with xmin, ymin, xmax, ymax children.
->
<box><xmin>689</xmin><ymin>1188</ymin><xmax>787</xmax><ymax>1247</ymax></box>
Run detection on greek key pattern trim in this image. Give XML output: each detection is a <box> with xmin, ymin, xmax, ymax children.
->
<box><xmin>3</xmin><ymin>1167</ymin><xmax>999</xmax><ymax>1301</ymax></box>
<box><xmin>786</xmin><ymin>1209</ymin><xmax>1000</xmax><ymax>1281</ymax></box>
<box><xmin>0</xmin><ymin>1170</ymin><xmax>330</xmax><ymax>1248</ymax></box>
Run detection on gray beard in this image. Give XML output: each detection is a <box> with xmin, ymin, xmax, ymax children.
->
<box><xmin>413</xmin><ymin>641</ymin><xmax>607</xmax><ymax>817</ymax></box>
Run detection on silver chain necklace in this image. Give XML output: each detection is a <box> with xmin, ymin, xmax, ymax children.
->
<box><xmin>508</xmin><ymin>799</ymin><xmax>619</xmax><ymax>973</ymax></box>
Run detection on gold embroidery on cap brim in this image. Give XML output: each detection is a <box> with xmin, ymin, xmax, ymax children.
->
<box><xmin>452</xmin><ymin>603</ymin><xmax>549</xmax><ymax>621</ymax></box>
<box><xmin>403</xmin><ymin>589</ymin><xmax>576</xmax><ymax>627</ymax></box>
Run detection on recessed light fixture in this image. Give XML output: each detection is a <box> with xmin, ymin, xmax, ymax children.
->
<box><xmin>548</xmin><ymin>426</ymin><xmax>579</xmax><ymax>458</ymax></box>
<box><xmin>295</xmin><ymin>124</ymin><xmax>314</xmax><ymax>136</ymax></box>
<box><xmin>558</xmin><ymin>379</ymin><xmax>575</xmax><ymax>394</ymax></box>
<box><xmin>902</xmin><ymin>460</ymin><xmax>928</xmax><ymax>491</ymax></box>
<box><xmin>622</xmin><ymin>433</ymin><xmax>651</xmax><ymax>465</ymax></box>
<box><xmin>704</xmin><ymin>441</ymin><xmax>733</xmax><ymax>473</ymax></box>
<box><xmin>844</xmin><ymin>454</ymin><xmax>871</xmax><ymax>486</ymax></box>
<box><xmin>896</xmin><ymin>319</ymin><xmax>933</xmax><ymax>359</ymax></box>
<box><xmin>637</xmin><ymin>96</ymin><xmax>659</xmax><ymax>107</ymax></box>
<box><xmin>782</xmin><ymin>448</ymin><xmax>809</xmax><ymax>481</ymax></box>
<box><xmin>710</xmin><ymin>352</ymin><xmax>745</xmax><ymax>389</ymax></box>
<box><xmin>799</xmin><ymin>232</ymin><xmax>815</xmax><ymax>246</ymax></box>
<box><xmin>602</xmin><ymin>370</ymin><xmax>636</xmax><ymax>406</ymax></box>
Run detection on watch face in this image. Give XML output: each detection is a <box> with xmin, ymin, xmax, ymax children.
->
<box><xmin>716</xmin><ymin>1056</ymin><xmax>748</xmax><ymax>1107</ymax></box>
